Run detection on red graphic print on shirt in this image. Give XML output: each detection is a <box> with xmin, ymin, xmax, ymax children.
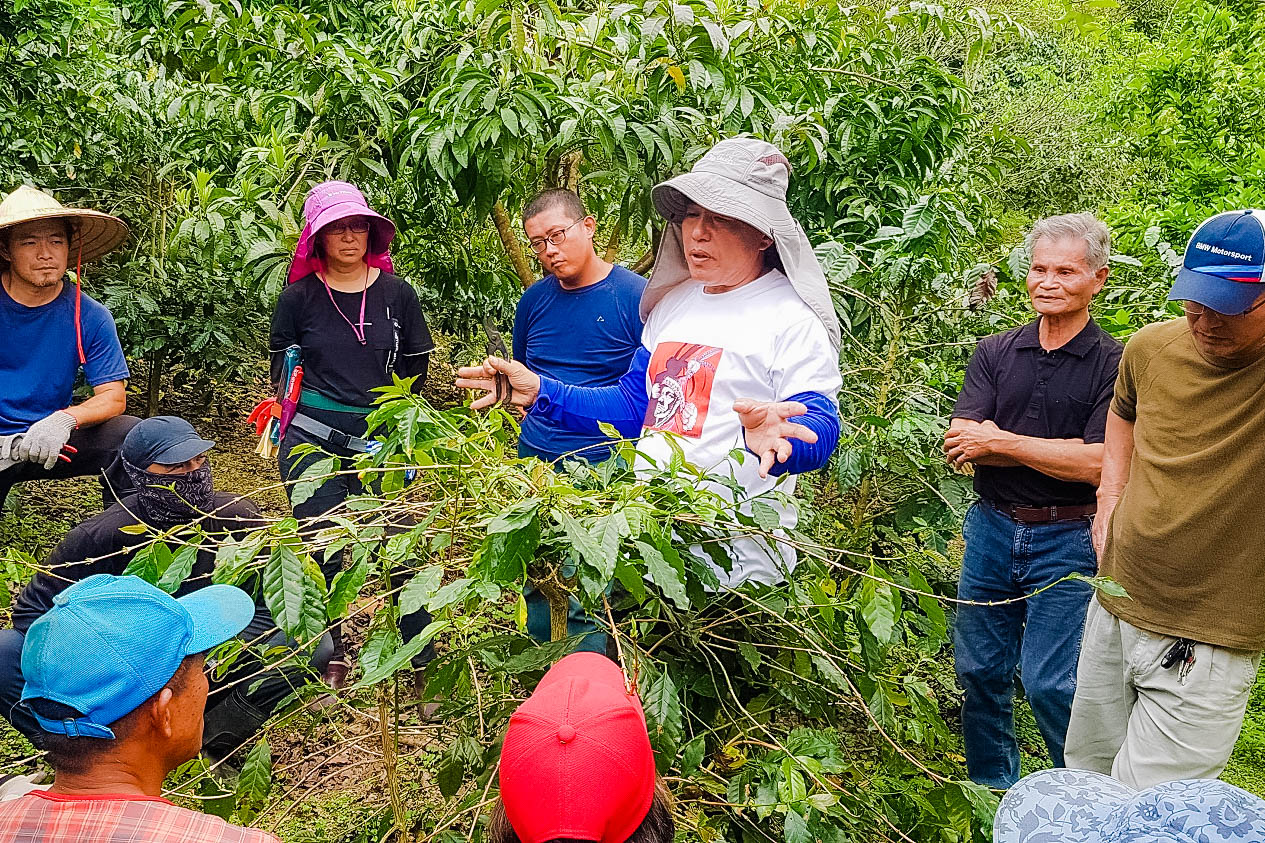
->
<box><xmin>643</xmin><ymin>342</ymin><xmax>723</xmax><ymax>437</ymax></box>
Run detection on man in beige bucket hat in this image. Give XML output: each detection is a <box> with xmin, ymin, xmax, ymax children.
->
<box><xmin>459</xmin><ymin>138</ymin><xmax>842</xmax><ymax>587</ymax></box>
<box><xmin>0</xmin><ymin>185</ymin><xmax>139</xmax><ymax>506</ymax></box>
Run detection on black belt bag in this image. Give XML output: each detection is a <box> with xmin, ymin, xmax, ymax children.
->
<box><xmin>288</xmin><ymin>413</ymin><xmax>377</xmax><ymax>453</ymax></box>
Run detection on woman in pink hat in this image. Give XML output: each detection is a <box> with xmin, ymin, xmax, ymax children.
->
<box><xmin>271</xmin><ymin>181</ymin><xmax>435</xmax><ymax>689</ymax></box>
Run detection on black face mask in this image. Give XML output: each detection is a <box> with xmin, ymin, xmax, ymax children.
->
<box><xmin>123</xmin><ymin>460</ymin><xmax>215</xmax><ymax>525</ymax></box>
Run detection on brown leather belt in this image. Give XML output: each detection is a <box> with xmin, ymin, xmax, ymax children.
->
<box><xmin>998</xmin><ymin>502</ymin><xmax>1096</xmax><ymax>524</ymax></box>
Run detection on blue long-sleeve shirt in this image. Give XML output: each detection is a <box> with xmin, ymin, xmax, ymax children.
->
<box><xmin>532</xmin><ymin>347</ymin><xmax>840</xmax><ymax>476</ymax></box>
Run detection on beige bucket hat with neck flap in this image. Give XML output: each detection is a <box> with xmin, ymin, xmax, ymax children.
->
<box><xmin>643</xmin><ymin>137</ymin><xmax>842</xmax><ymax>352</ymax></box>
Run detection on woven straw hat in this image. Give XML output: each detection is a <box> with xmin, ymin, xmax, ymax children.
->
<box><xmin>0</xmin><ymin>185</ymin><xmax>129</xmax><ymax>263</ymax></box>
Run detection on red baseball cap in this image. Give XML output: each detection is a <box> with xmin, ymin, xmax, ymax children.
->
<box><xmin>499</xmin><ymin>653</ymin><xmax>657</xmax><ymax>843</ymax></box>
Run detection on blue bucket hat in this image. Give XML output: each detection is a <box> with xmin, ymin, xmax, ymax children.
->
<box><xmin>19</xmin><ymin>574</ymin><xmax>254</xmax><ymax>739</ymax></box>
<box><xmin>994</xmin><ymin>769</ymin><xmax>1265</xmax><ymax>843</ymax></box>
<box><xmin>121</xmin><ymin>416</ymin><xmax>215</xmax><ymax>468</ymax></box>
<box><xmin>1168</xmin><ymin>210</ymin><xmax>1265</xmax><ymax>315</ymax></box>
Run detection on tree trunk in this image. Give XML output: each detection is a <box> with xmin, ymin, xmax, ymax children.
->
<box><xmin>492</xmin><ymin>200</ymin><xmax>536</xmax><ymax>288</ymax></box>
<box><xmin>146</xmin><ymin>349</ymin><xmax>165</xmax><ymax>417</ymax></box>
<box><xmin>603</xmin><ymin>215</ymin><xmax>624</xmax><ymax>262</ymax></box>
<box><xmin>535</xmin><ymin>579</ymin><xmax>571</xmax><ymax>642</ymax></box>
<box><xmin>563</xmin><ymin>150</ymin><xmax>582</xmax><ymax>192</ymax></box>
<box><xmin>630</xmin><ymin>249</ymin><xmax>654</xmax><ymax>276</ymax></box>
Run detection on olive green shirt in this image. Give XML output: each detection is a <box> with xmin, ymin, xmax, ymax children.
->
<box><xmin>1100</xmin><ymin>318</ymin><xmax>1265</xmax><ymax>650</ymax></box>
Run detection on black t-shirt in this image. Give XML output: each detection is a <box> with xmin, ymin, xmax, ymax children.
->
<box><xmin>270</xmin><ymin>272</ymin><xmax>434</xmax><ymax>409</ymax></box>
<box><xmin>952</xmin><ymin>318</ymin><xmax>1122</xmax><ymax>507</ymax></box>
<box><xmin>11</xmin><ymin>493</ymin><xmax>265</xmax><ymax>633</ymax></box>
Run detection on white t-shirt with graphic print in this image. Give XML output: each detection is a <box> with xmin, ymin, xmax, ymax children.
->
<box><xmin>636</xmin><ymin>270</ymin><xmax>842</xmax><ymax>586</ymax></box>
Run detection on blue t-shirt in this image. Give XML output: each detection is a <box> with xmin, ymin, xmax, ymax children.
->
<box><xmin>0</xmin><ymin>280</ymin><xmax>130</xmax><ymax>435</ymax></box>
<box><xmin>513</xmin><ymin>265</ymin><xmax>646</xmax><ymax>462</ymax></box>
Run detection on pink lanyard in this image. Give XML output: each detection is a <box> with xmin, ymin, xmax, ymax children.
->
<box><xmin>320</xmin><ymin>270</ymin><xmax>369</xmax><ymax>345</ymax></box>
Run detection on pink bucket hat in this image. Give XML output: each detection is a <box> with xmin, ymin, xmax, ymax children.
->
<box><xmin>287</xmin><ymin>181</ymin><xmax>396</xmax><ymax>283</ymax></box>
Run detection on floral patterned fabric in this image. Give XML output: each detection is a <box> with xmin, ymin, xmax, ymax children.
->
<box><xmin>994</xmin><ymin>768</ymin><xmax>1265</xmax><ymax>842</ymax></box>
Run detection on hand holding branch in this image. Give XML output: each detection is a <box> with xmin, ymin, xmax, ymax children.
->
<box><xmin>455</xmin><ymin>357</ymin><xmax>541</xmax><ymax>411</ymax></box>
<box><xmin>734</xmin><ymin>399</ymin><xmax>817</xmax><ymax>478</ymax></box>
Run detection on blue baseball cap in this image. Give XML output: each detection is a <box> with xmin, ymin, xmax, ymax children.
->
<box><xmin>994</xmin><ymin>769</ymin><xmax>1265</xmax><ymax>842</ymax></box>
<box><xmin>19</xmin><ymin>574</ymin><xmax>254</xmax><ymax>739</ymax></box>
<box><xmin>1169</xmin><ymin>209</ymin><xmax>1265</xmax><ymax>315</ymax></box>
<box><xmin>121</xmin><ymin>416</ymin><xmax>215</xmax><ymax>467</ymax></box>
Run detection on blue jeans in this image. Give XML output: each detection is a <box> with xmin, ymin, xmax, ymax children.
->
<box><xmin>953</xmin><ymin>500</ymin><xmax>1096</xmax><ymax>788</ymax></box>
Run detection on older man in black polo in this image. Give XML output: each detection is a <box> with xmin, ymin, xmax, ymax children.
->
<box><xmin>943</xmin><ymin>213</ymin><xmax>1122</xmax><ymax>789</ymax></box>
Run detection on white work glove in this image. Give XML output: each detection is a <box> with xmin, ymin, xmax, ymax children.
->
<box><xmin>15</xmin><ymin>411</ymin><xmax>77</xmax><ymax>470</ymax></box>
<box><xmin>0</xmin><ymin>434</ymin><xmax>21</xmax><ymax>474</ymax></box>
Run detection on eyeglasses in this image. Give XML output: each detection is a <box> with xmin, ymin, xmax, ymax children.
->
<box><xmin>324</xmin><ymin>219</ymin><xmax>371</xmax><ymax>236</ymax></box>
<box><xmin>1182</xmin><ymin>297</ymin><xmax>1265</xmax><ymax>318</ymax></box>
<box><xmin>527</xmin><ymin>218</ymin><xmax>587</xmax><ymax>254</ymax></box>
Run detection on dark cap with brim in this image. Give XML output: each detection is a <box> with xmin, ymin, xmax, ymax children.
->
<box><xmin>1169</xmin><ymin>209</ymin><xmax>1265</xmax><ymax>314</ymax></box>
<box><xmin>122</xmin><ymin>416</ymin><xmax>215</xmax><ymax>468</ymax></box>
<box><xmin>1168</xmin><ymin>268</ymin><xmax>1265</xmax><ymax>315</ymax></box>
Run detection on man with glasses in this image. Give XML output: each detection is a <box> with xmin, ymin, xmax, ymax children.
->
<box><xmin>513</xmin><ymin>189</ymin><xmax>646</xmax><ymax>652</ymax></box>
<box><xmin>1065</xmin><ymin>209</ymin><xmax>1265</xmax><ymax>787</ymax></box>
<box><xmin>515</xmin><ymin>189</ymin><xmax>647</xmax><ymax>464</ymax></box>
<box><xmin>0</xmin><ymin>416</ymin><xmax>332</xmax><ymax>761</ymax></box>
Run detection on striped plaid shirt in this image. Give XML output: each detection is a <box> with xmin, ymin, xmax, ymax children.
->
<box><xmin>0</xmin><ymin>791</ymin><xmax>280</xmax><ymax>842</ymax></box>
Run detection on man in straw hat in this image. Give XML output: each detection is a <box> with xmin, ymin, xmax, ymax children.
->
<box><xmin>0</xmin><ymin>185</ymin><xmax>138</xmax><ymax>506</ymax></box>
<box><xmin>459</xmin><ymin>138</ymin><xmax>842</xmax><ymax>588</ymax></box>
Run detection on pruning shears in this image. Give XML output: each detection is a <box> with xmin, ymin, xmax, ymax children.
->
<box><xmin>482</xmin><ymin>316</ymin><xmax>514</xmax><ymax>408</ymax></box>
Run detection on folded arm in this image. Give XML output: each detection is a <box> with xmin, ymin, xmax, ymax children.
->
<box><xmin>944</xmin><ymin>417</ymin><xmax>1103</xmax><ymax>485</ymax></box>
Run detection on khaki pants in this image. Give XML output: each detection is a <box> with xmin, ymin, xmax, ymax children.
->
<box><xmin>1065</xmin><ymin>596</ymin><xmax>1262</xmax><ymax>789</ymax></box>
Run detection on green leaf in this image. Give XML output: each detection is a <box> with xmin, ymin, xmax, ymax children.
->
<box><xmin>122</xmin><ymin>542</ymin><xmax>170</xmax><ymax>585</ymax></box>
<box><xmin>437</xmin><ymin>746</ymin><xmax>465</xmax><ymax>799</ymax></box>
<box><xmin>750</xmin><ymin>500</ymin><xmax>782</xmax><ymax>533</ymax></box>
<box><xmin>901</xmin><ymin>195</ymin><xmax>936</xmax><ymax>240</ymax></box>
<box><xmin>554</xmin><ymin>510</ymin><xmax>605</xmax><ymax>573</ymax></box>
<box><xmin>859</xmin><ymin>566</ymin><xmax>900</xmax><ymax>644</ymax></box>
<box><xmin>489</xmin><ymin>499</ymin><xmax>540</xmax><ymax>533</ymax></box>
<box><xmin>326</xmin><ymin>559</ymin><xmax>370</xmax><ymax>620</ymax></box>
<box><xmin>290</xmin><ymin>457</ymin><xmax>337</xmax><ymax>508</ymax></box>
<box><xmin>1067</xmin><ymin>572</ymin><xmax>1129</xmax><ymax>598</ymax></box>
<box><xmin>636</xmin><ymin>539</ymin><xmax>689</xmax><ymax>609</ymax></box>
<box><xmin>360</xmin><ymin>621</ymin><xmax>402</xmax><ymax>678</ymax></box>
<box><xmin>263</xmin><ymin>543</ymin><xmax>325</xmax><ymax>642</ymax></box>
<box><xmin>235</xmin><ymin>738</ymin><xmax>272</xmax><ymax>823</ymax></box>
<box><xmin>783</xmin><ymin>808</ymin><xmax>811</xmax><ymax>843</ymax></box>
<box><xmin>157</xmin><ymin>544</ymin><xmax>199</xmax><ymax>593</ymax></box>
<box><xmin>681</xmin><ymin>735</ymin><xmax>706</xmax><ymax>772</ymax></box>
<box><xmin>428</xmin><ymin>577</ymin><xmax>472</xmax><ymax>612</ymax></box>
<box><xmin>908</xmin><ymin>567</ymin><xmax>947</xmax><ymax>641</ymax></box>
<box><xmin>738</xmin><ymin>640</ymin><xmax>761</xmax><ymax>670</ymax></box>
<box><xmin>641</xmin><ymin>665</ymin><xmax>683</xmax><ymax>756</ymax></box>
<box><xmin>1007</xmin><ymin>244</ymin><xmax>1030</xmax><ymax>283</ymax></box>
<box><xmin>353</xmin><ymin>620</ymin><xmax>450</xmax><ymax>688</ymax></box>
<box><xmin>399</xmin><ymin>565</ymin><xmax>443</xmax><ymax>617</ymax></box>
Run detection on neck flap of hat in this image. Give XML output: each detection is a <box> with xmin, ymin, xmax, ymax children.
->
<box><xmin>640</xmin><ymin>138</ymin><xmax>841</xmax><ymax>352</ymax></box>
<box><xmin>287</xmin><ymin>181</ymin><xmax>396</xmax><ymax>284</ymax></box>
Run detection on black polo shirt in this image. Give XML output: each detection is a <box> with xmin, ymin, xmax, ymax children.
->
<box><xmin>952</xmin><ymin>317</ymin><xmax>1122</xmax><ymax>507</ymax></box>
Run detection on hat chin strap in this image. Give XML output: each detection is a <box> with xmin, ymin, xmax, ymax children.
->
<box><xmin>74</xmin><ymin>239</ymin><xmax>86</xmax><ymax>366</ymax></box>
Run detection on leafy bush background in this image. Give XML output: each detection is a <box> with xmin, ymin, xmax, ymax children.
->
<box><xmin>4</xmin><ymin>0</ymin><xmax>1265</xmax><ymax>839</ymax></box>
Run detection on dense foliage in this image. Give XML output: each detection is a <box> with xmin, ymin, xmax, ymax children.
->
<box><xmin>7</xmin><ymin>0</ymin><xmax>1263</xmax><ymax>838</ymax></box>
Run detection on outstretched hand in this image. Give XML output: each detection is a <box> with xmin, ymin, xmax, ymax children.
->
<box><xmin>455</xmin><ymin>357</ymin><xmax>541</xmax><ymax>411</ymax></box>
<box><xmin>733</xmin><ymin>399</ymin><xmax>817</xmax><ymax>478</ymax></box>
